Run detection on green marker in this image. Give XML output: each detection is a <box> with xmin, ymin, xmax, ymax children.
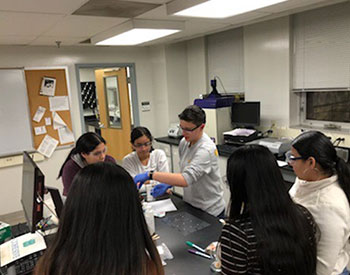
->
<box><xmin>186</xmin><ymin>241</ymin><xmax>206</xmax><ymax>253</ymax></box>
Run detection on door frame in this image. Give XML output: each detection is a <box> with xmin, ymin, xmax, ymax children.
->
<box><xmin>75</xmin><ymin>63</ymin><xmax>140</xmax><ymax>133</ymax></box>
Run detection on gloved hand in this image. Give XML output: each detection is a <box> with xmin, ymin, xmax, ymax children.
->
<box><xmin>151</xmin><ymin>183</ymin><xmax>172</xmax><ymax>198</ymax></box>
<box><xmin>133</xmin><ymin>171</ymin><xmax>150</xmax><ymax>189</ymax></box>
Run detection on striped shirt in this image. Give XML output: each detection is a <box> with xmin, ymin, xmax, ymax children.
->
<box><xmin>220</xmin><ymin>216</ymin><xmax>261</xmax><ymax>275</ymax></box>
<box><xmin>220</xmin><ymin>206</ymin><xmax>317</xmax><ymax>275</ymax></box>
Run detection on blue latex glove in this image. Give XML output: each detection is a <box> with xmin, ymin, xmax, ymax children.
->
<box><xmin>133</xmin><ymin>171</ymin><xmax>150</xmax><ymax>189</ymax></box>
<box><xmin>151</xmin><ymin>183</ymin><xmax>172</xmax><ymax>198</ymax></box>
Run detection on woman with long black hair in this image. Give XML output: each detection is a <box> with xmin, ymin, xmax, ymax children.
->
<box><xmin>289</xmin><ymin>131</ymin><xmax>350</xmax><ymax>275</ymax></box>
<box><xmin>58</xmin><ymin>132</ymin><xmax>115</xmax><ymax>195</ymax></box>
<box><xmin>221</xmin><ymin>144</ymin><xmax>317</xmax><ymax>275</ymax></box>
<box><xmin>35</xmin><ymin>162</ymin><xmax>164</xmax><ymax>275</ymax></box>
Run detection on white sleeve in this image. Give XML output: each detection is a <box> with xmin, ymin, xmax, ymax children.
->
<box><xmin>122</xmin><ymin>155</ymin><xmax>138</xmax><ymax>178</ymax></box>
<box><xmin>314</xmin><ymin>205</ymin><xmax>349</xmax><ymax>275</ymax></box>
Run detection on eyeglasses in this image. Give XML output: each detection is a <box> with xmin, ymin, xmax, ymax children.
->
<box><xmin>285</xmin><ymin>150</ymin><xmax>304</xmax><ymax>163</ymax></box>
<box><xmin>134</xmin><ymin>142</ymin><xmax>152</xmax><ymax>148</ymax></box>
<box><xmin>180</xmin><ymin>124</ymin><xmax>202</xmax><ymax>132</ymax></box>
<box><xmin>91</xmin><ymin>146</ymin><xmax>107</xmax><ymax>157</ymax></box>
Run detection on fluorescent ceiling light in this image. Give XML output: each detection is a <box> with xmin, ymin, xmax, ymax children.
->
<box><xmin>97</xmin><ymin>29</ymin><xmax>180</xmax><ymax>46</ymax></box>
<box><xmin>169</xmin><ymin>0</ymin><xmax>288</xmax><ymax>19</ymax></box>
<box><xmin>91</xmin><ymin>19</ymin><xmax>184</xmax><ymax>46</ymax></box>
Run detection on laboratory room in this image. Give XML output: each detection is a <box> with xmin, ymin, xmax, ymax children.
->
<box><xmin>1</xmin><ymin>0</ymin><xmax>350</xmax><ymax>274</ymax></box>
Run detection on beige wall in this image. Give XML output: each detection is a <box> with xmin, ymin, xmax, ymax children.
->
<box><xmin>187</xmin><ymin>37</ymin><xmax>208</xmax><ymax>104</ymax></box>
<box><xmin>244</xmin><ymin>17</ymin><xmax>291</xmax><ymax>128</ymax></box>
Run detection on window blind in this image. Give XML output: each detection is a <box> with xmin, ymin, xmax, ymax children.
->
<box><xmin>292</xmin><ymin>2</ymin><xmax>350</xmax><ymax>90</ymax></box>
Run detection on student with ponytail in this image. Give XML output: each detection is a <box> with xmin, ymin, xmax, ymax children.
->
<box><xmin>58</xmin><ymin>132</ymin><xmax>115</xmax><ymax>195</ymax></box>
<box><xmin>221</xmin><ymin>145</ymin><xmax>317</xmax><ymax>275</ymax></box>
<box><xmin>289</xmin><ymin>131</ymin><xmax>350</xmax><ymax>275</ymax></box>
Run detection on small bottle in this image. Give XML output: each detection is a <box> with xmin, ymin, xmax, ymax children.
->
<box><xmin>143</xmin><ymin>204</ymin><xmax>155</xmax><ymax>235</ymax></box>
<box><xmin>145</xmin><ymin>183</ymin><xmax>154</xmax><ymax>202</ymax></box>
<box><xmin>210</xmin><ymin>242</ymin><xmax>222</xmax><ymax>273</ymax></box>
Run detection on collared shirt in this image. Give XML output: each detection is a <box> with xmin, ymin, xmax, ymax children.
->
<box><xmin>290</xmin><ymin>175</ymin><xmax>350</xmax><ymax>275</ymax></box>
<box><xmin>179</xmin><ymin>133</ymin><xmax>225</xmax><ymax>216</ymax></box>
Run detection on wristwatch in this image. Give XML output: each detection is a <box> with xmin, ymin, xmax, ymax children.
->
<box><xmin>149</xmin><ymin>170</ymin><xmax>155</xmax><ymax>180</ymax></box>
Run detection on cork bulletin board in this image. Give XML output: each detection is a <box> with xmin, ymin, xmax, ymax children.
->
<box><xmin>24</xmin><ymin>69</ymin><xmax>74</xmax><ymax>149</ymax></box>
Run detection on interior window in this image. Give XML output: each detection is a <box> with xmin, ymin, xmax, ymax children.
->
<box><xmin>306</xmin><ymin>91</ymin><xmax>350</xmax><ymax>123</ymax></box>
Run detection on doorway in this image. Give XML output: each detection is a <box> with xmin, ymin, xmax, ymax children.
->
<box><xmin>75</xmin><ymin>63</ymin><xmax>139</xmax><ymax>161</ymax></box>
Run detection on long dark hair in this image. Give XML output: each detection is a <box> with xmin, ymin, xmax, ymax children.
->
<box><xmin>58</xmin><ymin>132</ymin><xmax>106</xmax><ymax>178</ymax></box>
<box><xmin>292</xmin><ymin>130</ymin><xmax>350</xmax><ymax>204</ymax></box>
<box><xmin>131</xmin><ymin>127</ymin><xmax>154</xmax><ymax>152</ymax></box>
<box><xmin>36</xmin><ymin>162</ymin><xmax>164</xmax><ymax>275</ymax></box>
<box><xmin>226</xmin><ymin>145</ymin><xmax>316</xmax><ymax>275</ymax></box>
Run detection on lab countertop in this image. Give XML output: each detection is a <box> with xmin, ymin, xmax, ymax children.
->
<box><xmin>155</xmin><ymin>137</ymin><xmax>296</xmax><ymax>186</ymax></box>
<box><xmin>156</xmin><ymin>194</ymin><xmax>222</xmax><ymax>274</ymax></box>
<box><xmin>155</xmin><ymin>136</ymin><xmax>239</xmax><ymax>157</ymax></box>
<box><xmin>155</xmin><ymin>136</ymin><xmax>182</xmax><ymax>146</ymax></box>
<box><xmin>216</xmin><ymin>143</ymin><xmax>295</xmax><ymax>186</ymax></box>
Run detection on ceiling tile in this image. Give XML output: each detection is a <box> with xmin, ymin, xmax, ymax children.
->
<box><xmin>183</xmin><ymin>21</ymin><xmax>229</xmax><ymax>35</ymax></box>
<box><xmin>219</xmin><ymin>11</ymin><xmax>271</xmax><ymax>25</ymax></box>
<box><xmin>142</xmin><ymin>21</ymin><xmax>228</xmax><ymax>45</ymax></box>
<box><xmin>0</xmin><ymin>0</ymin><xmax>88</xmax><ymax>14</ymax></box>
<box><xmin>44</xmin><ymin>15</ymin><xmax>128</xmax><ymax>37</ymax></box>
<box><xmin>136</xmin><ymin>4</ymin><xmax>185</xmax><ymax>20</ymax></box>
<box><xmin>259</xmin><ymin>0</ymin><xmax>347</xmax><ymax>13</ymax></box>
<box><xmin>29</xmin><ymin>36</ymin><xmax>87</xmax><ymax>46</ymax></box>
<box><xmin>121</xmin><ymin>0</ymin><xmax>170</xmax><ymax>3</ymax></box>
<box><xmin>0</xmin><ymin>12</ymin><xmax>64</xmax><ymax>36</ymax></box>
<box><xmin>0</xmin><ymin>35</ymin><xmax>36</xmax><ymax>45</ymax></box>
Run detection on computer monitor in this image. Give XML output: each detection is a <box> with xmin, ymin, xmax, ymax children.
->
<box><xmin>231</xmin><ymin>101</ymin><xmax>260</xmax><ymax>128</ymax></box>
<box><xmin>21</xmin><ymin>151</ymin><xmax>45</xmax><ymax>233</ymax></box>
<box><xmin>46</xmin><ymin>187</ymin><xmax>63</xmax><ymax>219</ymax></box>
